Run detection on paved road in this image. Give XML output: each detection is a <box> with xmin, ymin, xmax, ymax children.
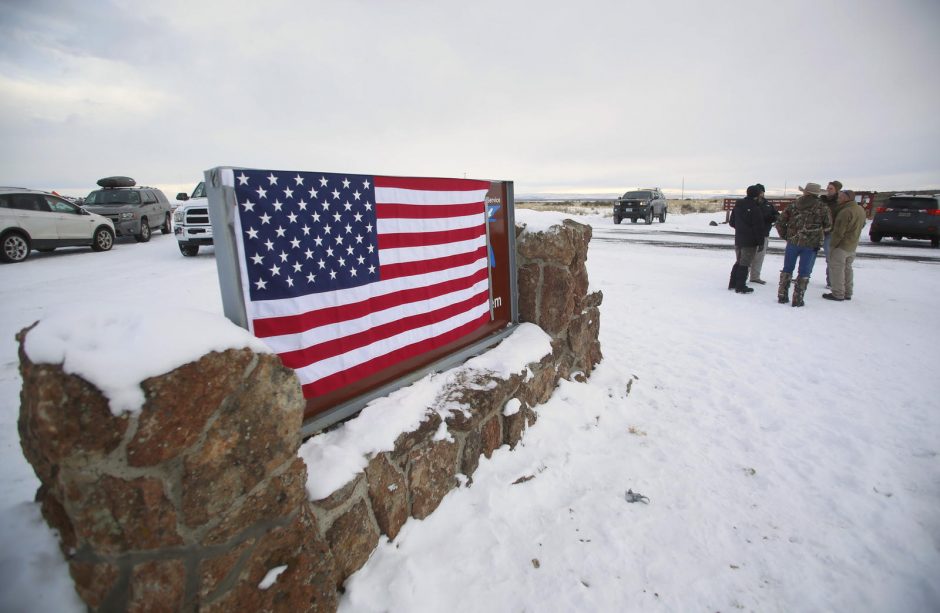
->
<box><xmin>592</xmin><ymin>228</ymin><xmax>940</xmax><ymax>263</ymax></box>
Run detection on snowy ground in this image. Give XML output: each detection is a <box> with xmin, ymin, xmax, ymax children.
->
<box><xmin>1</xmin><ymin>213</ymin><xmax>939</xmax><ymax>612</ymax></box>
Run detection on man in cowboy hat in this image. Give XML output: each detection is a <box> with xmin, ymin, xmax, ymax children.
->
<box><xmin>774</xmin><ymin>182</ymin><xmax>832</xmax><ymax>307</ymax></box>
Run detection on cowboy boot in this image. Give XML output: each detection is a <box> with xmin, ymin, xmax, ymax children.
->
<box><xmin>728</xmin><ymin>263</ymin><xmax>738</xmax><ymax>290</ymax></box>
<box><xmin>735</xmin><ymin>265</ymin><xmax>754</xmax><ymax>294</ymax></box>
<box><xmin>777</xmin><ymin>272</ymin><xmax>792</xmax><ymax>304</ymax></box>
<box><xmin>792</xmin><ymin>276</ymin><xmax>809</xmax><ymax>307</ymax></box>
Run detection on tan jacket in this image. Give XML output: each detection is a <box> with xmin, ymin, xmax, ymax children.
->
<box><xmin>830</xmin><ymin>201</ymin><xmax>867</xmax><ymax>252</ymax></box>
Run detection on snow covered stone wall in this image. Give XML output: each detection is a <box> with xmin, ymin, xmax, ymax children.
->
<box><xmin>16</xmin><ymin>219</ymin><xmax>601</xmax><ymax>612</ymax></box>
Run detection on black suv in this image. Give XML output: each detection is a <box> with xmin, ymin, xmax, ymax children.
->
<box><xmin>614</xmin><ymin>188</ymin><xmax>667</xmax><ymax>224</ymax></box>
<box><xmin>870</xmin><ymin>194</ymin><xmax>940</xmax><ymax>248</ymax></box>
<box><xmin>82</xmin><ymin>177</ymin><xmax>172</xmax><ymax>243</ymax></box>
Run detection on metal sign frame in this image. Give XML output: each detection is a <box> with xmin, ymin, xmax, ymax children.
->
<box><xmin>204</xmin><ymin>166</ymin><xmax>518</xmax><ymax>435</ymax></box>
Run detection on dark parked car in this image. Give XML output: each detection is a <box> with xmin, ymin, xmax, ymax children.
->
<box><xmin>82</xmin><ymin>177</ymin><xmax>172</xmax><ymax>243</ymax></box>
<box><xmin>870</xmin><ymin>194</ymin><xmax>940</xmax><ymax>248</ymax></box>
<box><xmin>614</xmin><ymin>188</ymin><xmax>667</xmax><ymax>224</ymax></box>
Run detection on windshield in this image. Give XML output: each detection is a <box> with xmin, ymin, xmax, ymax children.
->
<box><xmin>85</xmin><ymin>189</ymin><xmax>141</xmax><ymax>205</ymax></box>
<box><xmin>622</xmin><ymin>191</ymin><xmax>652</xmax><ymax>199</ymax></box>
<box><xmin>191</xmin><ymin>182</ymin><xmax>207</xmax><ymax>199</ymax></box>
<box><xmin>889</xmin><ymin>197</ymin><xmax>937</xmax><ymax>210</ymax></box>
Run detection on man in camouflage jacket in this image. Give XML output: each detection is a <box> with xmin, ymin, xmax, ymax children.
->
<box><xmin>774</xmin><ymin>182</ymin><xmax>833</xmax><ymax>307</ymax></box>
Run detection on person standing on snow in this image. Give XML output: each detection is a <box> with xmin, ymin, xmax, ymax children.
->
<box><xmin>819</xmin><ymin>180</ymin><xmax>842</xmax><ymax>287</ymax></box>
<box><xmin>748</xmin><ymin>183</ymin><xmax>779</xmax><ymax>285</ymax></box>
<box><xmin>775</xmin><ymin>182</ymin><xmax>832</xmax><ymax>307</ymax></box>
<box><xmin>822</xmin><ymin>189</ymin><xmax>867</xmax><ymax>302</ymax></box>
<box><xmin>728</xmin><ymin>185</ymin><xmax>766</xmax><ymax>294</ymax></box>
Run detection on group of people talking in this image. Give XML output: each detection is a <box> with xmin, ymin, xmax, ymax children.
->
<box><xmin>729</xmin><ymin>180</ymin><xmax>867</xmax><ymax>307</ymax></box>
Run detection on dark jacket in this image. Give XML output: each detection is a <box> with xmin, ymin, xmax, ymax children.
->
<box><xmin>729</xmin><ymin>196</ymin><xmax>765</xmax><ymax>247</ymax></box>
<box><xmin>775</xmin><ymin>195</ymin><xmax>832</xmax><ymax>249</ymax></box>
<box><xmin>830</xmin><ymin>201</ymin><xmax>867</xmax><ymax>251</ymax></box>
<box><xmin>819</xmin><ymin>194</ymin><xmax>838</xmax><ymax>235</ymax></box>
<box><xmin>757</xmin><ymin>198</ymin><xmax>779</xmax><ymax>238</ymax></box>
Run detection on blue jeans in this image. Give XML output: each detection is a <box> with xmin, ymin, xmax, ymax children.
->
<box><xmin>823</xmin><ymin>233</ymin><xmax>832</xmax><ymax>262</ymax></box>
<box><xmin>782</xmin><ymin>243</ymin><xmax>818</xmax><ymax>277</ymax></box>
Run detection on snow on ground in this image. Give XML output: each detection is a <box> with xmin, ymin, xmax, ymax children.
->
<box><xmin>1</xmin><ymin>215</ymin><xmax>939</xmax><ymax>612</ymax></box>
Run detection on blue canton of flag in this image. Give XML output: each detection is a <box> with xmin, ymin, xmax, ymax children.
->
<box><xmin>233</xmin><ymin>170</ymin><xmax>381</xmax><ymax>301</ymax></box>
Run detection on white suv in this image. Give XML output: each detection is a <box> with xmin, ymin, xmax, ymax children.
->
<box><xmin>173</xmin><ymin>181</ymin><xmax>213</xmax><ymax>256</ymax></box>
<box><xmin>1</xmin><ymin>187</ymin><xmax>115</xmax><ymax>263</ymax></box>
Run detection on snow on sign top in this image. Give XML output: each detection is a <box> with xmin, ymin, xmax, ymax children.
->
<box><xmin>23</xmin><ymin>306</ymin><xmax>271</xmax><ymax>416</ymax></box>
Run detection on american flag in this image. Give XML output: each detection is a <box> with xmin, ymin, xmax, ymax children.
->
<box><xmin>230</xmin><ymin>169</ymin><xmax>493</xmax><ymax>399</ymax></box>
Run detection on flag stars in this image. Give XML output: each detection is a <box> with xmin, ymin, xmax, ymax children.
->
<box><xmin>367</xmin><ymin>244</ymin><xmax>375</xmax><ymax>253</ymax></box>
<box><xmin>332</xmin><ymin>189</ymin><xmax>341</xmax><ymax>200</ymax></box>
<box><xmin>364</xmin><ymin>202</ymin><xmax>373</xmax><ymax>211</ymax></box>
<box><xmin>314</xmin><ymin>236</ymin><xmax>324</xmax><ymax>246</ymax></box>
<box><xmin>323</xmin><ymin>224</ymin><xmax>332</xmax><ymax>235</ymax></box>
<box><xmin>344</xmin><ymin>223</ymin><xmax>352</xmax><ymax>234</ymax></box>
<box><xmin>317</xmin><ymin>259</ymin><xmax>326</xmax><ymax>269</ymax></box>
<box><xmin>283</xmin><ymin>187</ymin><xmax>294</xmax><ymax>199</ymax></box>
<box><xmin>255</xmin><ymin>278</ymin><xmax>267</xmax><ymax>290</ymax></box>
<box><xmin>326</xmin><ymin>247</ymin><xmax>334</xmax><ymax>257</ymax></box>
<box><xmin>304</xmin><ymin>248</ymin><xmax>314</xmax><ymax>260</ymax></box>
<box><xmin>333</xmin><ymin>212</ymin><xmax>342</xmax><ymax>222</ymax></box>
<box><xmin>272</xmin><ymin>199</ymin><xmax>284</xmax><ymax>212</ymax></box>
<box><xmin>308</xmin><ymin>188</ymin><xmax>318</xmax><ymax>199</ymax></box>
<box><xmin>329</xmin><ymin>270</ymin><xmax>337</xmax><ymax>280</ymax></box>
<box><xmin>321</xmin><ymin>200</ymin><xmax>330</xmax><ymax>211</ymax></box>
<box><xmin>311</xmin><ymin>212</ymin><xmax>321</xmax><ymax>223</ymax></box>
<box><xmin>267</xmin><ymin>173</ymin><xmax>278</xmax><ymax>185</ymax></box>
<box><xmin>242</xmin><ymin>199</ymin><xmax>255</xmax><ymax>212</ymax></box>
<box><xmin>342</xmin><ymin>178</ymin><xmax>351</xmax><ymax>189</ymax></box>
<box><xmin>306</xmin><ymin>272</ymin><xmax>316</xmax><ymax>283</ymax></box>
<box><xmin>275</xmin><ymin>226</ymin><xmax>286</xmax><ymax>237</ymax></box>
<box><xmin>362</xmin><ymin>179</ymin><xmax>371</xmax><ymax>189</ymax></box>
<box><xmin>343</xmin><ymin>201</ymin><xmax>352</xmax><ymax>211</ymax></box>
<box><xmin>269</xmin><ymin>264</ymin><xmax>281</xmax><ymax>276</ymax></box>
<box><xmin>294</xmin><ymin>174</ymin><xmax>304</xmax><ymax>186</ymax></box>
<box><xmin>259</xmin><ymin>213</ymin><xmax>271</xmax><ymax>225</ymax></box>
<box><xmin>256</xmin><ymin>186</ymin><xmax>268</xmax><ymax>199</ymax></box>
<box><xmin>290</xmin><ymin>237</ymin><xmax>301</xmax><ymax>249</ymax></box>
<box><xmin>319</xmin><ymin>176</ymin><xmax>329</xmax><ymax>187</ymax></box>
<box><xmin>353</xmin><ymin>190</ymin><xmax>361</xmax><ymax>201</ymax></box>
<box><xmin>238</xmin><ymin>173</ymin><xmax>249</xmax><ymax>186</ymax></box>
<box><xmin>264</xmin><ymin>239</ymin><xmax>275</xmax><ymax>251</ymax></box>
<box><xmin>246</xmin><ymin>227</ymin><xmax>259</xmax><ymax>239</ymax></box>
<box><xmin>346</xmin><ymin>245</ymin><xmax>354</xmax><ymax>256</ymax></box>
<box><xmin>279</xmin><ymin>251</ymin><xmax>289</xmax><ymax>263</ymax></box>
<box><xmin>357</xmin><ymin>255</ymin><xmax>365</xmax><ymax>265</ymax></box>
<box><xmin>251</xmin><ymin>253</ymin><xmax>264</xmax><ymax>265</ymax></box>
<box><xmin>301</xmin><ymin>224</ymin><xmax>311</xmax><ymax>236</ymax></box>
<box><xmin>350</xmin><ymin>267</ymin><xmax>358</xmax><ymax>278</ymax></box>
<box><xmin>287</xmin><ymin>212</ymin><xmax>298</xmax><ymax>223</ymax></box>
<box><xmin>338</xmin><ymin>256</ymin><xmax>346</xmax><ymax>267</ymax></box>
<box><xmin>368</xmin><ymin>264</ymin><xmax>376</xmax><ymax>274</ymax></box>
<box><xmin>298</xmin><ymin>200</ymin><xmax>308</xmax><ymax>211</ymax></box>
<box><xmin>292</xmin><ymin>262</ymin><xmax>303</xmax><ymax>273</ymax></box>
<box><xmin>334</xmin><ymin>235</ymin><xmax>344</xmax><ymax>245</ymax></box>
<box><xmin>354</xmin><ymin>212</ymin><xmax>363</xmax><ymax>222</ymax></box>
<box><xmin>286</xmin><ymin>277</ymin><xmax>294</xmax><ymax>287</ymax></box>
<box><xmin>355</xmin><ymin>233</ymin><xmax>364</xmax><ymax>244</ymax></box>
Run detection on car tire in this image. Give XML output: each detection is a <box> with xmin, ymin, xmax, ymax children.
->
<box><xmin>179</xmin><ymin>243</ymin><xmax>199</xmax><ymax>257</ymax></box>
<box><xmin>870</xmin><ymin>234</ymin><xmax>882</xmax><ymax>243</ymax></box>
<box><xmin>161</xmin><ymin>213</ymin><xmax>172</xmax><ymax>234</ymax></box>
<box><xmin>645</xmin><ymin>210</ymin><xmax>653</xmax><ymax>224</ymax></box>
<box><xmin>892</xmin><ymin>236</ymin><xmax>903</xmax><ymax>241</ymax></box>
<box><xmin>932</xmin><ymin>238</ymin><xmax>939</xmax><ymax>248</ymax></box>
<box><xmin>660</xmin><ymin>209</ymin><xmax>667</xmax><ymax>223</ymax></box>
<box><xmin>91</xmin><ymin>226</ymin><xmax>114</xmax><ymax>252</ymax></box>
<box><xmin>135</xmin><ymin>218</ymin><xmax>152</xmax><ymax>243</ymax></box>
<box><xmin>631</xmin><ymin>218</ymin><xmax>637</xmax><ymax>223</ymax></box>
<box><xmin>614</xmin><ymin>215</ymin><xmax>622</xmax><ymax>225</ymax></box>
<box><xmin>1</xmin><ymin>231</ymin><xmax>30</xmax><ymax>263</ymax></box>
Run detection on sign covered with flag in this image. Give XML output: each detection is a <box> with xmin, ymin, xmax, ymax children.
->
<box><xmin>222</xmin><ymin>168</ymin><xmax>503</xmax><ymax>409</ymax></box>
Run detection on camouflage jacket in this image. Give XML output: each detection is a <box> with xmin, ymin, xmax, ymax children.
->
<box><xmin>775</xmin><ymin>195</ymin><xmax>832</xmax><ymax>249</ymax></box>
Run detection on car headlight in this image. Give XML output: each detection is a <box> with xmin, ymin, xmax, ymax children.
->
<box><xmin>119</xmin><ymin>212</ymin><xmax>137</xmax><ymax>220</ymax></box>
<box><xmin>173</xmin><ymin>210</ymin><xmax>183</xmax><ymax>222</ymax></box>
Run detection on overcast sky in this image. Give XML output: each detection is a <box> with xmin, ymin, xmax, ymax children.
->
<box><xmin>2</xmin><ymin>0</ymin><xmax>938</xmax><ymax>197</ymax></box>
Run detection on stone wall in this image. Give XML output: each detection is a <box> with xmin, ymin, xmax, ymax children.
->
<box><xmin>18</xmin><ymin>219</ymin><xmax>601</xmax><ymax>612</ymax></box>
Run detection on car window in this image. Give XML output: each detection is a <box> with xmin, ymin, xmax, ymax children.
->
<box><xmin>192</xmin><ymin>182</ymin><xmax>206</xmax><ymax>198</ymax></box>
<box><xmin>86</xmin><ymin>190</ymin><xmax>141</xmax><ymax>205</ymax></box>
<box><xmin>888</xmin><ymin>197</ymin><xmax>937</xmax><ymax>210</ymax></box>
<box><xmin>623</xmin><ymin>191</ymin><xmax>653</xmax><ymax>199</ymax></box>
<box><xmin>0</xmin><ymin>193</ymin><xmax>49</xmax><ymax>211</ymax></box>
<box><xmin>45</xmin><ymin>196</ymin><xmax>79</xmax><ymax>214</ymax></box>
<box><xmin>142</xmin><ymin>191</ymin><xmax>157</xmax><ymax>204</ymax></box>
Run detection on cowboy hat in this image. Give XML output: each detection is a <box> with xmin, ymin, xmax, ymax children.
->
<box><xmin>798</xmin><ymin>182</ymin><xmax>825</xmax><ymax>196</ymax></box>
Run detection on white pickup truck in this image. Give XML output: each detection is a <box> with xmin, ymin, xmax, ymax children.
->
<box><xmin>173</xmin><ymin>182</ymin><xmax>212</xmax><ymax>256</ymax></box>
